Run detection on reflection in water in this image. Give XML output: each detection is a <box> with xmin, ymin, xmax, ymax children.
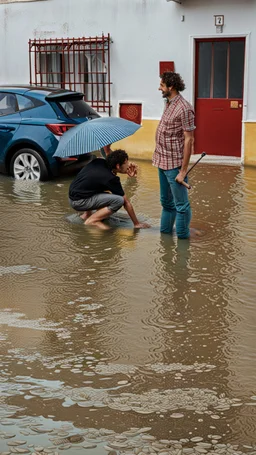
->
<box><xmin>0</xmin><ymin>163</ymin><xmax>256</xmax><ymax>451</ymax></box>
<box><xmin>12</xmin><ymin>179</ymin><xmax>43</xmax><ymax>203</ymax></box>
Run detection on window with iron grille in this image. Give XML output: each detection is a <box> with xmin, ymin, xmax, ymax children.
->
<box><xmin>29</xmin><ymin>34</ymin><xmax>112</xmax><ymax>115</ymax></box>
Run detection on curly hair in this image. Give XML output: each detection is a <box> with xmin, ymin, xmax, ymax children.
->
<box><xmin>106</xmin><ymin>149</ymin><xmax>128</xmax><ymax>170</ymax></box>
<box><xmin>161</xmin><ymin>72</ymin><xmax>186</xmax><ymax>92</ymax></box>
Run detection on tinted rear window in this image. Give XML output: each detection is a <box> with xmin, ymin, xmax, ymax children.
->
<box><xmin>0</xmin><ymin>93</ymin><xmax>18</xmax><ymax>116</ymax></box>
<box><xmin>58</xmin><ymin>99</ymin><xmax>100</xmax><ymax>120</ymax></box>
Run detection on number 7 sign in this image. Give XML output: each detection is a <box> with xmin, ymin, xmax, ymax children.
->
<box><xmin>215</xmin><ymin>15</ymin><xmax>224</xmax><ymax>26</ymax></box>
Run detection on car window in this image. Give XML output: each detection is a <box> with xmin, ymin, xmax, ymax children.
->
<box><xmin>61</xmin><ymin>101</ymin><xmax>74</xmax><ymax>115</ymax></box>
<box><xmin>16</xmin><ymin>94</ymin><xmax>35</xmax><ymax>112</ymax></box>
<box><xmin>0</xmin><ymin>93</ymin><xmax>18</xmax><ymax>116</ymax></box>
<box><xmin>58</xmin><ymin>98</ymin><xmax>99</xmax><ymax>119</ymax></box>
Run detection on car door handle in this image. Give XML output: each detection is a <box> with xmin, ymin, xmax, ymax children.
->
<box><xmin>0</xmin><ymin>125</ymin><xmax>15</xmax><ymax>132</ymax></box>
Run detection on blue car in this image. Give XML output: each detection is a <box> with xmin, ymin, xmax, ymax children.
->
<box><xmin>0</xmin><ymin>85</ymin><xmax>99</xmax><ymax>180</ymax></box>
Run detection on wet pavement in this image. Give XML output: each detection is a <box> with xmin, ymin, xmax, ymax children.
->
<box><xmin>0</xmin><ymin>161</ymin><xmax>256</xmax><ymax>455</ymax></box>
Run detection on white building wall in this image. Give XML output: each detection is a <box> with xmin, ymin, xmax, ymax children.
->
<box><xmin>0</xmin><ymin>0</ymin><xmax>255</xmax><ymax>120</ymax></box>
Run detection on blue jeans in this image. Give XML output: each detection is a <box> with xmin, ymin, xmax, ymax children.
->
<box><xmin>158</xmin><ymin>167</ymin><xmax>192</xmax><ymax>239</ymax></box>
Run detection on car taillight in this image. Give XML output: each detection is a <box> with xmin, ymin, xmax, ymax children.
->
<box><xmin>46</xmin><ymin>124</ymin><xmax>75</xmax><ymax>136</ymax></box>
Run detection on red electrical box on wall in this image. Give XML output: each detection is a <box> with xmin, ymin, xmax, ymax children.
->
<box><xmin>159</xmin><ymin>61</ymin><xmax>175</xmax><ymax>75</ymax></box>
<box><xmin>119</xmin><ymin>103</ymin><xmax>142</xmax><ymax>125</ymax></box>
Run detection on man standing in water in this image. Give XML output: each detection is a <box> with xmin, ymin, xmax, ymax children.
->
<box><xmin>69</xmin><ymin>149</ymin><xmax>150</xmax><ymax>230</ymax></box>
<box><xmin>153</xmin><ymin>72</ymin><xmax>195</xmax><ymax>239</ymax></box>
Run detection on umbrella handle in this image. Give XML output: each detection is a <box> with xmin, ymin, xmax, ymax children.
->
<box><xmin>180</xmin><ymin>180</ymin><xmax>191</xmax><ymax>190</ymax></box>
<box><xmin>186</xmin><ymin>152</ymin><xmax>206</xmax><ymax>177</ymax></box>
<box><xmin>179</xmin><ymin>152</ymin><xmax>206</xmax><ymax>190</ymax></box>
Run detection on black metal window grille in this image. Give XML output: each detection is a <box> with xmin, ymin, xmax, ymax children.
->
<box><xmin>29</xmin><ymin>34</ymin><xmax>112</xmax><ymax>114</ymax></box>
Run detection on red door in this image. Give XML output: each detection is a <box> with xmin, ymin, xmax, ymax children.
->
<box><xmin>195</xmin><ymin>38</ymin><xmax>245</xmax><ymax>157</ymax></box>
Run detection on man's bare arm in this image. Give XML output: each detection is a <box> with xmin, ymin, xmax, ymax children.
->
<box><xmin>103</xmin><ymin>144</ymin><xmax>112</xmax><ymax>156</ymax></box>
<box><xmin>175</xmin><ymin>130</ymin><xmax>194</xmax><ymax>183</ymax></box>
<box><xmin>123</xmin><ymin>195</ymin><xmax>150</xmax><ymax>229</ymax></box>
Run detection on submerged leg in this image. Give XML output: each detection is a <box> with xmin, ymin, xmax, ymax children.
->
<box><xmin>85</xmin><ymin>207</ymin><xmax>113</xmax><ymax>230</ymax></box>
<box><xmin>166</xmin><ymin>169</ymin><xmax>191</xmax><ymax>239</ymax></box>
<box><xmin>79</xmin><ymin>211</ymin><xmax>92</xmax><ymax>221</ymax></box>
<box><xmin>159</xmin><ymin>168</ymin><xmax>176</xmax><ymax>234</ymax></box>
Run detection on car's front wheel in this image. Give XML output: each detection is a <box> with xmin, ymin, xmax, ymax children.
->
<box><xmin>10</xmin><ymin>149</ymin><xmax>49</xmax><ymax>181</ymax></box>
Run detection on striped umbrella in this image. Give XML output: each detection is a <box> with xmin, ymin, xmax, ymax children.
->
<box><xmin>53</xmin><ymin>117</ymin><xmax>141</xmax><ymax>158</ymax></box>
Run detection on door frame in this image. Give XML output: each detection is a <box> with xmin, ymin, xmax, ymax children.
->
<box><xmin>189</xmin><ymin>33</ymin><xmax>251</xmax><ymax>163</ymax></box>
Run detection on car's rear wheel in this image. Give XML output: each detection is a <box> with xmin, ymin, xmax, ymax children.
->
<box><xmin>10</xmin><ymin>149</ymin><xmax>49</xmax><ymax>181</ymax></box>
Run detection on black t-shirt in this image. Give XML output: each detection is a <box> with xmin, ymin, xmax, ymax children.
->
<box><xmin>69</xmin><ymin>158</ymin><xmax>125</xmax><ymax>201</ymax></box>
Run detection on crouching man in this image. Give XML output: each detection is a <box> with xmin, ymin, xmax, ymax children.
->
<box><xmin>69</xmin><ymin>149</ymin><xmax>150</xmax><ymax>230</ymax></box>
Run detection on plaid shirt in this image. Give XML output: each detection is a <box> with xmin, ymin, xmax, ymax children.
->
<box><xmin>152</xmin><ymin>94</ymin><xmax>195</xmax><ymax>170</ymax></box>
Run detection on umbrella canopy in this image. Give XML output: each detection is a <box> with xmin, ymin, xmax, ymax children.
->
<box><xmin>53</xmin><ymin>117</ymin><xmax>141</xmax><ymax>158</ymax></box>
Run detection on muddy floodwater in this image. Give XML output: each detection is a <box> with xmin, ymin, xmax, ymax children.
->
<box><xmin>0</xmin><ymin>161</ymin><xmax>256</xmax><ymax>455</ymax></box>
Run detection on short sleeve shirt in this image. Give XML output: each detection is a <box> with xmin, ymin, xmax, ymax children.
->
<box><xmin>152</xmin><ymin>94</ymin><xmax>196</xmax><ymax>170</ymax></box>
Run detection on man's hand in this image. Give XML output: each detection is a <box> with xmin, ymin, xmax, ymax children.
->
<box><xmin>127</xmin><ymin>162</ymin><xmax>138</xmax><ymax>178</ymax></box>
<box><xmin>103</xmin><ymin>144</ymin><xmax>112</xmax><ymax>156</ymax></box>
<box><xmin>175</xmin><ymin>170</ymin><xmax>187</xmax><ymax>184</ymax></box>
<box><xmin>134</xmin><ymin>222</ymin><xmax>151</xmax><ymax>229</ymax></box>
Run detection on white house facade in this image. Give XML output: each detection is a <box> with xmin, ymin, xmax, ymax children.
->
<box><xmin>0</xmin><ymin>0</ymin><xmax>255</xmax><ymax>165</ymax></box>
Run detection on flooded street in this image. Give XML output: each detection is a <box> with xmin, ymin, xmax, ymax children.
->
<box><xmin>0</xmin><ymin>160</ymin><xmax>256</xmax><ymax>455</ymax></box>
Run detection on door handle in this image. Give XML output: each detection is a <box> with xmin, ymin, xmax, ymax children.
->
<box><xmin>0</xmin><ymin>125</ymin><xmax>15</xmax><ymax>132</ymax></box>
